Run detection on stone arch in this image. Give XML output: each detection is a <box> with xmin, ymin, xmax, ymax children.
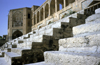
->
<box><xmin>12</xmin><ymin>30</ymin><xmax>23</xmax><ymax>39</ymax></box>
<box><xmin>37</xmin><ymin>11</ymin><xmax>39</xmax><ymax>23</ymax></box>
<box><xmin>50</xmin><ymin>0</ymin><xmax>55</xmax><ymax>15</ymax></box>
<box><xmin>40</xmin><ymin>8</ymin><xmax>43</xmax><ymax>21</ymax></box>
<box><xmin>58</xmin><ymin>0</ymin><xmax>64</xmax><ymax>10</ymax></box>
<box><xmin>45</xmin><ymin>4</ymin><xmax>49</xmax><ymax>18</ymax></box>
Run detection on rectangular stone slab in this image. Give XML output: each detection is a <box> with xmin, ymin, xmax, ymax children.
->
<box><xmin>44</xmin><ymin>51</ymin><xmax>100</xmax><ymax>65</ymax></box>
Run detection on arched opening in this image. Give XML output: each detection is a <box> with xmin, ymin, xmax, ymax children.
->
<box><xmin>12</xmin><ymin>30</ymin><xmax>23</xmax><ymax>39</ymax></box>
<box><xmin>37</xmin><ymin>12</ymin><xmax>39</xmax><ymax>23</ymax></box>
<box><xmin>45</xmin><ymin>4</ymin><xmax>49</xmax><ymax>18</ymax></box>
<box><xmin>58</xmin><ymin>0</ymin><xmax>64</xmax><ymax>10</ymax></box>
<box><xmin>50</xmin><ymin>0</ymin><xmax>55</xmax><ymax>15</ymax></box>
<box><xmin>59</xmin><ymin>4</ymin><xmax>63</xmax><ymax>10</ymax></box>
<box><xmin>66</xmin><ymin>0</ymin><xmax>68</xmax><ymax>6</ymax></box>
<box><xmin>40</xmin><ymin>8</ymin><xmax>43</xmax><ymax>21</ymax></box>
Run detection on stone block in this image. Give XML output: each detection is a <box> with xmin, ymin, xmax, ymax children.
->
<box><xmin>59</xmin><ymin>46</ymin><xmax>98</xmax><ymax>54</ymax></box>
<box><xmin>44</xmin><ymin>51</ymin><xmax>100</xmax><ymax>65</ymax></box>
<box><xmin>12</xmin><ymin>44</ymin><xmax>17</xmax><ymax>48</ymax></box>
<box><xmin>86</xmin><ymin>33</ymin><xmax>100</xmax><ymax>46</ymax></box>
<box><xmin>95</xmin><ymin>8</ymin><xmax>100</xmax><ymax>14</ymax></box>
<box><xmin>85</xmin><ymin>13</ymin><xmax>100</xmax><ymax>23</ymax></box>
<box><xmin>24</xmin><ymin>62</ymin><xmax>48</xmax><ymax>65</ymax></box>
<box><xmin>59</xmin><ymin>37</ymin><xmax>88</xmax><ymax>48</ymax></box>
<box><xmin>7</xmin><ymin>48</ymin><xmax>11</xmax><ymax>52</ymax></box>
<box><xmin>73</xmin><ymin>21</ymin><xmax>100</xmax><ymax>36</ymax></box>
<box><xmin>4</xmin><ymin>52</ymin><xmax>21</xmax><ymax>65</ymax></box>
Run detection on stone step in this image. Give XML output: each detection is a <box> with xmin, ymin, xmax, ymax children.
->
<box><xmin>58</xmin><ymin>13</ymin><xmax>84</xmax><ymax>22</ymax></box>
<box><xmin>30</xmin><ymin>13</ymin><xmax>85</xmax><ymax>37</ymax></box>
<box><xmin>32</xmin><ymin>35</ymin><xmax>43</xmax><ymax>42</ymax></box>
<box><xmin>20</xmin><ymin>33</ymin><xmax>33</xmax><ymax>40</ymax></box>
<box><xmin>11</xmin><ymin>48</ymin><xmax>31</xmax><ymax>55</ymax></box>
<box><xmin>73</xmin><ymin>20</ymin><xmax>100</xmax><ymax>36</ymax></box>
<box><xmin>0</xmin><ymin>51</ymin><xmax>5</xmax><ymax>57</ymax></box>
<box><xmin>17</xmin><ymin>42</ymin><xmax>27</xmax><ymax>48</ymax></box>
<box><xmin>0</xmin><ymin>57</ymin><xmax>8</xmax><ymax>65</ymax></box>
<box><xmin>4</xmin><ymin>52</ymin><xmax>21</xmax><ymax>65</ymax></box>
<box><xmin>13</xmin><ymin>39</ymin><xmax>23</xmax><ymax>44</ymax></box>
<box><xmin>29</xmin><ymin>18</ymin><xmax>78</xmax><ymax>42</ymax></box>
<box><xmin>59</xmin><ymin>31</ymin><xmax>100</xmax><ymax>49</ymax></box>
<box><xmin>44</xmin><ymin>51</ymin><xmax>100</xmax><ymax>65</ymax></box>
<box><xmin>95</xmin><ymin>8</ymin><xmax>100</xmax><ymax>14</ymax></box>
<box><xmin>17</xmin><ymin>41</ymin><xmax>32</xmax><ymax>49</ymax></box>
<box><xmin>7</xmin><ymin>44</ymin><xmax>17</xmax><ymax>48</ymax></box>
<box><xmin>85</xmin><ymin>8</ymin><xmax>100</xmax><ymax>23</ymax></box>
<box><xmin>24</xmin><ymin>62</ymin><xmax>49</xmax><ymax>65</ymax></box>
<box><xmin>85</xmin><ymin>13</ymin><xmax>100</xmax><ymax>23</ymax></box>
<box><xmin>6</xmin><ymin>13</ymin><xmax>85</xmax><ymax>47</ymax></box>
<box><xmin>59</xmin><ymin>46</ymin><xmax>100</xmax><ymax>54</ymax></box>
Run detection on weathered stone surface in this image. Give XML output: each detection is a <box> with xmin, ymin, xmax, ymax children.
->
<box><xmin>44</xmin><ymin>51</ymin><xmax>100</xmax><ymax>65</ymax></box>
<box><xmin>0</xmin><ymin>11</ymin><xmax>86</xmax><ymax>65</ymax></box>
<box><xmin>24</xmin><ymin>62</ymin><xmax>48</xmax><ymax>65</ymax></box>
<box><xmin>59</xmin><ymin>36</ymin><xmax>88</xmax><ymax>48</ymax></box>
<box><xmin>73</xmin><ymin>21</ymin><xmax>100</xmax><ymax>36</ymax></box>
<box><xmin>85</xmin><ymin>14</ymin><xmax>100</xmax><ymax>23</ymax></box>
<box><xmin>95</xmin><ymin>8</ymin><xmax>100</xmax><ymax>14</ymax></box>
<box><xmin>59</xmin><ymin>46</ymin><xmax>98</xmax><ymax>54</ymax></box>
<box><xmin>59</xmin><ymin>32</ymin><xmax>100</xmax><ymax>49</ymax></box>
<box><xmin>4</xmin><ymin>52</ymin><xmax>21</xmax><ymax>65</ymax></box>
<box><xmin>0</xmin><ymin>57</ymin><xmax>8</xmax><ymax>65</ymax></box>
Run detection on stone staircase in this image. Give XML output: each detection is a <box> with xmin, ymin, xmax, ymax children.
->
<box><xmin>0</xmin><ymin>9</ymin><xmax>87</xmax><ymax>65</ymax></box>
<box><xmin>24</xmin><ymin>8</ymin><xmax>100</xmax><ymax>65</ymax></box>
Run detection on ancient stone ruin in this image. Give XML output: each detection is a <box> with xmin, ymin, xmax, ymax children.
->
<box><xmin>0</xmin><ymin>0</ymin><xmax>100</xmax><ymax>65</ymax></box>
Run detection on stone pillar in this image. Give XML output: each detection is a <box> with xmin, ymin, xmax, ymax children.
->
<box><xmin>39</xmin><ymin>10</ymin><xmax>41</xmax><ymax>22</ymax></box>
<box><xmin>64</xmin><ymin>0</ymin><xmax>66</xmax><ymax>8</ymax></box>
<box><xmin>43</xmin><ymin>7</ymin><xmax>45</xmax><ymax>19</ymax></box>
<box><xmin>55</xmin><ymin>0</ymin><xmax>58</xmax><ymax>12</ymax></box>
<box><xmin>49</xmin><ymin>2</ymin><xmax>51</xmax><ymax>16</ymax></box>
<box><xmin>33</xmin><ymin>15</ymin><xmax>34</xmax><ymax>25</ymax></box>
<box><xmin>35</xmin><ymin>14</ymin><xmax>37</xmax><ymax>24</ymax></box>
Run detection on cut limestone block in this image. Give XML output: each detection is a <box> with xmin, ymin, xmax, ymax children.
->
<box><xmin>4</xmin><ymin>52</ymin><xmax>21</xmax><ymax>65</ymax></box>
<box><xmin>59</xmin><ymin>32</ymin><xmax>100</xmax><ymax>48</ymax></box>
<box><xmin>73</xmin><ymin>21</ymin><xmax>100</xmax><ymax>36</ymax></box>
<box><xmin>95</xmin><ymin>8</ymin><xmax>100</xmax><ymax>14</ymax></box>
<box><xmin>59</xmin><ymin>36</ymin><xmax>88</xmax><ymax>48</ymax></box>
<box><xmin>24</xmin><ymin>62</ymin><xmax>49</xmax><ymax>65</ymax></box>
<box><xmin>0</xmin><ymin>51</ymin><xmax>5</xmax><ymax>57</ymax></box>
<box><xmin>59</xmin><ymin>46</ymin><xmax>98</xmax><ymax>54</ymax></box>
<box><xmin>44</xmin><ymin>51</ymin><xmax>100</xmax><ymax>65</ymax></box>
<box><xmin>11</xmin><ymin>48</ymin><xmax>31</xmax><ymax>55</ymax></box>
<box><xmin>0</xmin><ymin>57</ymin><xmax>8</xmax><ymax>65</ymax></box>
<box><xmin>85</xmin><ymin>13</ymin><xmax>100</xmax><ymax>23</ymax></box>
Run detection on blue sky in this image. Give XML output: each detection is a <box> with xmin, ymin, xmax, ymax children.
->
<box><xmin>0</xmin><ymin>0</ymin><xmax>46</xmax><ymax>36</ymax></box>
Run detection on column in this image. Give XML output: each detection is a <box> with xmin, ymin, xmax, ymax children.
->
<box><xmin>49</xmin><ymin>2</ymin><xmax>51</xmax><ymax>16</ymax></box>
<box><xmin>64</xmin><ymin>0</ymin><xmax>66</xmax><ymax>8</ymax></box>
<box><xmin>33</xmin><ymin>15</ymin><xmax>34</xmax><ymax>25</ymax></box>
<box><xmin>39</xmin><ymin>10</ymin><xmax>41</xmax><ymax>22</ymax></box>
<box><xmin>35</xmin><ymin>14</ymin><xmax>37</xmax><ymax>24</ymax></box>
<box><xmin>55</xmin><ymin>0</ymin><xmax>58</xmax><ymax>12</ymax></box>
<box><xmin>43</xmin><ymin>7</ymin><xmax>45</xmax><ymax>19</ymax></box>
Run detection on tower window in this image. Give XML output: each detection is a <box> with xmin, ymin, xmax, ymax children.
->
<box><xmin>28</xmin><ymin>13</ymin><xmax>30</xmax><ymax>19</ymax></box>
